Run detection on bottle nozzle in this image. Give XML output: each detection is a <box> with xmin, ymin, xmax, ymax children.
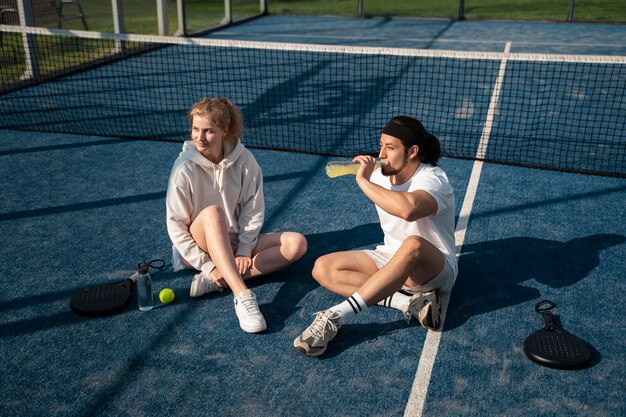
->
<box><xmin>137</xmin><ymin>261</ymin><xmax>149</xmax><ymax>274</ymax></box>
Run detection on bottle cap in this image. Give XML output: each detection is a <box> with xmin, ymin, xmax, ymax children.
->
<box><xmin>137</xmin><ymin>261</ymin><xmax>149</xmax><ymax>274</ymax></box>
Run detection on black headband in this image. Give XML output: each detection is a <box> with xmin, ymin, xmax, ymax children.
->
<box><xmin>382</xmin><ymin>120</ymin><xmax>423</xmax><ymax>145</ymax></box>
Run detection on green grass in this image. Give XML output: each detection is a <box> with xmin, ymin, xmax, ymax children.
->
<box><xmin>270</xmin><ymin>0</ymin><xmax>459</xmax><ymax>19</ymax></box>
<box><xmin>0</xmin><ymin>34</ymin><xmax>126</xmax><ymax>83</ymax></box>
<box><xmin>55</xmin><ymin>0</ymin><xmax>262</xmax><ymax>35</ymax></box>
<box><xmin>460</xmin><ymin>0</ymin><xmax>626</xmax><ymax>22</ymax></box>
<box><xmin>1</xmin><ymin>0</ymin><xmax>623</xmax><ymax>85</ymax></box>
<box><xmin>270</xmin><ymin>0</ymin><xmax>625</xmax><ymax>22</ymax></box>
<box><xmin>30</xmin><ymin>0</ymin><xmax>626</xmax><ymax>35</ymax></box>
<box><xmin>8</xmin><ymin>0</ymin><xmax>626</xmax><ymax>36</ymax></box>
<box><xmin>0</xmin><ymin>0</ymin><xmax>261</xmax><ymax>83</ymax></box>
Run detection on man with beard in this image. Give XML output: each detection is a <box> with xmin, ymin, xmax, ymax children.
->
<box><xmin>294</xmin><ymin>116</ymin><xmax>457</xmax><ymax>357</ymax></box>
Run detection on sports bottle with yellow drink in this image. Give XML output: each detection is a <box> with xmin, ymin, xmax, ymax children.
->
<box><xmin>325</xmin><ymin>160</ymin><xmax>387</xmax><ymax>178</ymax></box>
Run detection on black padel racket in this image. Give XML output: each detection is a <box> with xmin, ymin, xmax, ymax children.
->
<box><xmin>524</xmin><ymin>300</ymin><xmax>592</xmax><ymax>370</ymax></box>
<box><xmin>70</xmin><ymin>259</ymin><xmax>164</xmax><ymax>317</ymax></box>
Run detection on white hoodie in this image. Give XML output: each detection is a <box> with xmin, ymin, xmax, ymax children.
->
<box><xmin>166</xmin><ymin>139</ymin><xmax>264</xmax><ymax>275</ymax></box>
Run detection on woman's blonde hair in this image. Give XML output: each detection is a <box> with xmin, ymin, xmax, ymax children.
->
<box><xmin>188</xmin><ymin>97</ymin><xmax>243</xmax><ymax>142</ymax></box>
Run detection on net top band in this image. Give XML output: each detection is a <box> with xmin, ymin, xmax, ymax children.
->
<box><xmin>1</xmin><ymin>24</ymin><xmax>624</xmax><ymax>64</ymax></box>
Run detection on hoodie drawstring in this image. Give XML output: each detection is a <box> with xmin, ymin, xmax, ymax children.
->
<box><xmin>212</xmin><ymin>163</ymin><xmax>225</xmax><ymax>193</ymax></box>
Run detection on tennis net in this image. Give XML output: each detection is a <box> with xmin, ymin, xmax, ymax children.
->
<box><xmin>1</xmin><ymin>25</ymin><xmax>625</xmax><ymax>177</ymax></box>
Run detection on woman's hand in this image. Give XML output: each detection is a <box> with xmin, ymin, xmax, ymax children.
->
<box><xmin>235</xmin><ymin>255</ymin><xmax>253</xmax><ymax>276</ymax></box>
<box><xmin>208</xmin><ymin>267</ymin><xmax>228</xmax><ymax>290</ymax></box>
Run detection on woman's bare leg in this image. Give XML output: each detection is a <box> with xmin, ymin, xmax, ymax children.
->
<box><xmin>190</xmin><ymin>205</ymin><xmax>247</xmax><ymax>296</ymax></box>
<box><xmin>243</xmin><ymin>232</ymin><xmax>307</xmax><ymax>279</ymax></box>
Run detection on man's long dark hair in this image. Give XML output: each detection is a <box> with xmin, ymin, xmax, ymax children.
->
<box><xmin>385</xmin><ymin>116</ymin><xmax>441</xmax><ymax>166</ymax></box>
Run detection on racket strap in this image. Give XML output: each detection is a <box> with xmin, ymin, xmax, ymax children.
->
<box><xmin>138</xmin><ymin>259</ymin><xmax>166</xmax><ymax>271</ymax></box>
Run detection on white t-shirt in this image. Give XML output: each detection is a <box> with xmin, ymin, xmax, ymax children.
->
<box><xmin>370</xmin><ymin>163</ymin><xmax>457</xmax><ymax>278</ymax></box>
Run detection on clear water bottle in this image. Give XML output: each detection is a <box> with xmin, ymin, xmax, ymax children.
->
<box><xmin>136</xmin><ymin>261</ymin><xmax>154</xmax><ymax>311</ymax></box>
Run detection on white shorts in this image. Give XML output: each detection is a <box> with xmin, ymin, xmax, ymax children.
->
<box><xmin>363</xmin><ymin>247</ymin><xmax>456</xmax><ymax>294</ymax></box>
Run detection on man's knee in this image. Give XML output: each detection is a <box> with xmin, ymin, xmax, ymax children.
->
<box><xmin>400</xmin><ymin>235</ymin><xmax>426</xmax><ymax>259</ymax></box>
<box><xmin>312</xmin><ymin>255</ymin><xmax>333</xmax><ymax>285</ymax></box>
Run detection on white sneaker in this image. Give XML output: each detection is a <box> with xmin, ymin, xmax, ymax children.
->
<box><xmin>233</xmin><ymin>289</ymin><xmax>267</xmax><ymax>333</ymax></box>
<box><xmin>189</xmin><ymin>272</ymin><xmax>222</xmax><ymax>297</ymax></box>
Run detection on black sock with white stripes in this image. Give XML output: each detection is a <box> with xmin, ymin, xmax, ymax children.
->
<box><xmin>329</xmin><ymin>292</ymin><xmax>369</xmax><ymax>323</ymax></box>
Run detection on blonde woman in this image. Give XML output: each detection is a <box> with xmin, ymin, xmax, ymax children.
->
<box><xmin>166</xmin><ymin>98</ymin><xmax>307</xmax><ymax>333</ymax></box>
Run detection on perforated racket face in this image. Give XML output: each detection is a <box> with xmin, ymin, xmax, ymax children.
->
<box><xmin>70</xmin><ymin>280</ymin><xmax>131</xmax><ymax>317</ymax></box>
<box><xmin>524</xmin><ymin>328</ymin><xmax>591</xmax><ymax>370</ymax></box>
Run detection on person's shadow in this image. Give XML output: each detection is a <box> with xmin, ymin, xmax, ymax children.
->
<box><xmin>257</xmin><ymin>223</ymin><xmax>384</xmax><ymax>333</ymax></box>
<box><xmin>445</xmin><ymin>234</ymin><xmax>625</xmax><ymax>330</ymax></box>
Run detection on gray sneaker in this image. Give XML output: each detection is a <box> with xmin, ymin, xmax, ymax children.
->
<box><xmin>189</xmin><ymin>272</ymin><xmax>223</xmax><ymax>297</ymax></box>
<box><xmin>403</xmin><ymin>290</ymin><xmax>441</xmax><ymax>330</ymax></box>
<box><xmin>293</xmin><ymin>310</ymin><xmax>341</xmax><ymax>357</ymax></box>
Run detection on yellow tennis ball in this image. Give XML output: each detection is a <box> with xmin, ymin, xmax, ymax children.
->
<box><xmin>159</xmin><ymin>288</ymin><xmax>175</xmax><ymax>304</ymax></box>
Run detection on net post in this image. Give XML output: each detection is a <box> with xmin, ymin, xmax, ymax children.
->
<box><xmin>16</xmin><ymin>0</ymin><xmax>39</xmax><ymax>80</ymax></box>
<box><xmin>175</xmin><ymin>0</ymin><xmax>186</xmax><ymax>36</ymax></box>
<box><xmin>222</xmin><ymin>0</ymin><xmax>232</xmax><ymax>25</ymax></box>
<box><xmin>156</xmin><ymin>0</ymin><xmax>168</xmax><ymax>35</ymax></box>
<box><xmin>567</xmin><ymin>0</ymin><xmax>575</xmax><ymax>22</ymax></box>
<box><xmin>260</xmin><ymin>0</ymin><xmax>268</xmax><ymax>15</ymax></box>
<box><xmin>111</xmin><ymin>0</ymin><xmax>124</xmax><ymax>33</ymax></box>
<box><xmin>111</xmin><ymin>0</ymin><xmax>125</xmax><ymax>53</ymax></box>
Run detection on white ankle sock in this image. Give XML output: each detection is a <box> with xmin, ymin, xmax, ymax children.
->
<box><xmin>377</xmin><ymin>291</ymin><xmax>412</xmax><ymax>311</ymax></box>
<box><xmin>329</xmin><ymin>292</ymin><xmax>369</xmax><ymax>322</ymax></box>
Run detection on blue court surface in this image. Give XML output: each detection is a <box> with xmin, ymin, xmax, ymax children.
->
<box><xmin>1</xmin><ymin>16</ymin><xmax>625</xmax><ymax>417</ymax></box>
<box><xmin>209</xmin><ymin>15</ymin><xmax>626</xmax><ymax>55</ymax></box>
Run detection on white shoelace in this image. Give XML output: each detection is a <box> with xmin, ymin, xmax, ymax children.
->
<box><xmin>403</xmin><ymin>292</ymin><xmax>434</xmax><ymax>324</ymax></box>
<box><xmin>239</xmin><ymin>296</ymin><xmax>260</xmax><ymax>314</ymax></box>
<box><xmin>310</xmin><ymin>311</ymin><xmax>339</xmax><ymax>340</ymax></box>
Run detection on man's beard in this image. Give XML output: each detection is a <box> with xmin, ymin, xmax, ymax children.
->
<box><xmin>381</xmin><ymin>159</ymin><xmax>406</xmax><ymax>177</ymax></box>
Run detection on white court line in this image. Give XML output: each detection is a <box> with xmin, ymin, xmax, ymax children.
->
<box><xmin>403</xmin><ymin>42</ymin><xmax>512</xmax><ymax>417</ymax></box>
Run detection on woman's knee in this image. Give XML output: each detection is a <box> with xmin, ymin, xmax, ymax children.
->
<box><xmin>281</xmin><ymin>232</ymin><xmax>307</xmax><ymax>261</ymax></box>
<box><xmin>197</xmin><ymin>205</ymin><xmax>225</xmax><ymax>224</ymax></box>
<box><xmin>190</xmin><ymin>205</ymin><xmax>226</xmax><ymax>243</ymax></box>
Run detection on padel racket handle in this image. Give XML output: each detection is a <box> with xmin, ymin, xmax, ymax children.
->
<box><xmin>535</xmin><ymin>300</ymin><xmax>557</xmax><ymax>329</ymax></box>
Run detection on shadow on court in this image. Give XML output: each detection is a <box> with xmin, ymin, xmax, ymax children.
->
<box><xmin>261</xmin><ymin>222</ymin><xmax>384</xmax><ymax>333</ymax></box>
<box><xmin>446</xmin><ymin>233</ymin><xmax>626</xmax><ymax>330</ymax></box>
<box><xmin>0</xmin><ymin>266</ymin><xmax>178</xmax><ymax>338</ymax></box>
<box><xmin>319</xmin><ymin>319</ymin><xmax>411</xmax><ymax>359</ymax></box>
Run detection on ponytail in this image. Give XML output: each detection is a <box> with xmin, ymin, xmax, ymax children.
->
<box><xmin>383</xmin><ymin>116</ymin><xmax>441</xmax><ymax>166</ymax></box>
<box><xmin>220</xmin><ymin>98</ymin><xmax>243</xmax><ymax>142</ymax></box>
<box><xmin>418</xmin><ymin>133</ymin><xmax>441</xmax><ymax>166</ymax></box>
